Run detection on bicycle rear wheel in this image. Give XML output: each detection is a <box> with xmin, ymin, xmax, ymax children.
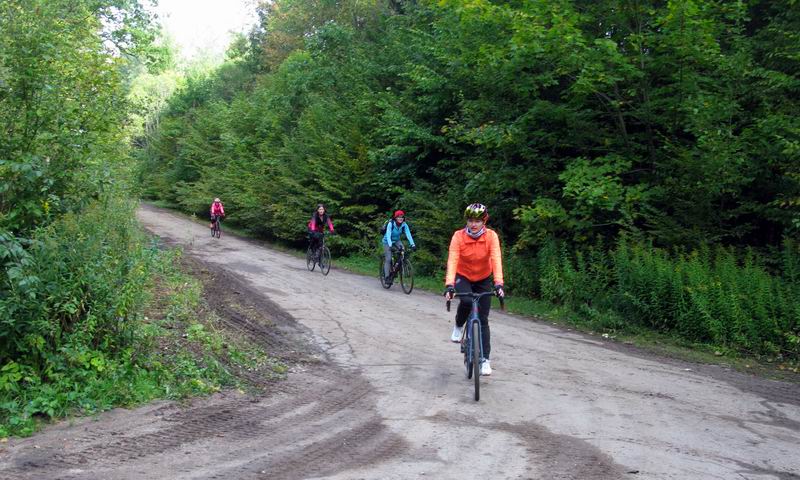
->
<box><xmin>306</xmin><ymin>246</ymin><xmax>316</xmax><ymax>271</ymax></box>
<box><xmin>320</xmin><ymin>246</ymin><xmax>331</xmax><ymax>275</ymax></box>
<box><xmin>472</xmin><ymin>321</ymin><xmax>481</xmax><ymax>401</ymax></box>
<box><xmin>400</xmin><ymin>258</ymin><xmax>414</xmax><ymax>294</ymax></box>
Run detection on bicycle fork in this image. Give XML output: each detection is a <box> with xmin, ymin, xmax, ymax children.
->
<box><xmin>460</xmin><ymin>305</ymin><xmax>484</xmax><ymax>361</ymax></box>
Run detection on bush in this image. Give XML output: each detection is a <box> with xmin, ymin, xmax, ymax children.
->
<box><xmin>0</xmin><ymin>198</ymin><xmax>160</xmax><ymax>436</ymax></box>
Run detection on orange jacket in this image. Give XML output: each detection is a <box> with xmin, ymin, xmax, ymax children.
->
<box><xmin>445</xmin><ymin>228</ymin><xmax>504</xmax><ymax>286</ymax></box>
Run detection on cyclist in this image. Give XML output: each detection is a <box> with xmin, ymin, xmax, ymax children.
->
<box><xmin>210</xmin><ymin>197</ymin><xmax>225</xmax><ymax>230</ymax></box>
<box><xmin>382</xmin><ymin>210</ymin><xmax>416</xmax><ymax>286</ymax></box>
<box><xmin>444</xmin><ymin>203</ymin><xmax>505</xmax><ymax>376</ymax></box>
<box><xmin>308</xmin><ymin>204</ymin><xmax>334</xmax><ymax>254</ymax></box>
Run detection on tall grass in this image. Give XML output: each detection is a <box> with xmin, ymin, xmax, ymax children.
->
<box><xmin>526</xmin><ymin>238</ymin><xmax>800</xmax><ymax>360</ymax></box>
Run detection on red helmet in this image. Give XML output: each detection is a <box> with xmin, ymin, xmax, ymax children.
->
<box><xmin>393</xmin><ymin>210</ymin><xmax>405</xmax><ymax>218</ymax></box>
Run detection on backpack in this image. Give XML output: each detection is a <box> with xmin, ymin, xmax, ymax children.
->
<box><xmin>380</xmin><ymin>219</ymin><xmax>391</xmax><ymax>235</ymax></box>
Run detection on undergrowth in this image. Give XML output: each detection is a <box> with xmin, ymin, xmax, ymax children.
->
<box><xmin>0</xmin><ymin>199</ymin><xmax>281</xmax><ymax>438</ymax></box>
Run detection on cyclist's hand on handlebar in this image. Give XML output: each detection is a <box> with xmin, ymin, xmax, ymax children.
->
<box><xmin>494</xmin><ymin>284</ymin><xmax>505</xmax><ymax>298</ymax></box>
<box><xmin>444</xmin><ymin>285</ymin><xmax>455</xmax><ymax>301</ymax></box>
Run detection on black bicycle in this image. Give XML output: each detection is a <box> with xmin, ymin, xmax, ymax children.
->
<box><xmin>211</xmin><ymin>216</ymin><xmax>222</xmax><ymax>239</ymax></box>
<box><xmin>306</xmin><ymin>233</ymin><xmax>331</xmax><ymax>275</ymax></box>
<box><xmin>447</xmin><ymin>291</ymin><xmax>504</xmax><ymax>401</ymax></box>
<box><xmin>379</xmin><ymin>246</ymin><xmax>413</xmax><ymax>294</ymax></box>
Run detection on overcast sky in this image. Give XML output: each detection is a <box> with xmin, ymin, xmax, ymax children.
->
<box><xmin>153</xmin><ymin>0</ymin><xmax>258</xmax><ymax>60</ymax></box>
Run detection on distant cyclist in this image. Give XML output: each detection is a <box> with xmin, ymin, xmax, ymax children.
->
<box><xmin>210</xmin><ymin>197</ymin><xmax>225</xmax><ymax>230</ymax></box>
<box><xmin>308</xmin><ymin>204</ymin><xmax>334</xmax><ymax>253</ymax></box>
<box><xmin>382</xmin><ymin>210</ymin><xmax>416</xmax><ymax>286</ymax></box>
<box><xmin>444</xmin><ymin>203</ymin><xmax>505</xmax><ymax>376</ymax></box>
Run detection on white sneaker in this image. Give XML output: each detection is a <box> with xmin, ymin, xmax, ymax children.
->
<box><xmin>450</xmin><ymin>325</ymin><xmax>463</xmax><ymax>343</ymax></box>
<box><xmin>480</xmin><ymin>359</ymin><xmax>492</xmax><ymax>376</ymax></box>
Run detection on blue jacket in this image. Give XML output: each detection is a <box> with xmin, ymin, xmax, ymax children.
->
<box><xmin>383</xmin><ymin>220</ymin><xmax>415</xmax><ymax>247</ymax></box>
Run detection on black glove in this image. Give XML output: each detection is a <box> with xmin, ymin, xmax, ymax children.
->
<box><xmin>444</xmin><ymin>285</ymin><xmax>455</xmax><ymax>299</ymax></box>
<box><xmin>411</xmin><ymin>245</ymin><xmax>417</xmax><ymax>252</ymax></box>
<box><xmin>494</xmin><ymin>284</ymin><xmax>505</xmax><ymax>298</ymax></box>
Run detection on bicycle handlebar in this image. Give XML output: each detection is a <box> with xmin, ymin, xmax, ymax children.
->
<box><xmin>446</xmin><ymin>291</ymin><xmax>505</xmax><ymax>312</ymax></box>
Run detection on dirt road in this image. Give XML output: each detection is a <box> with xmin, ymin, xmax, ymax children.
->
<box><xmin>2</xmin><ymin>204</ymin><xmax>799</xmax><ymax>480</ymax></box>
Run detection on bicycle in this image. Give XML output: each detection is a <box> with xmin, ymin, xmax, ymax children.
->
<box><xmin>210</xmin><ymin>216</ymin><xmax>222</xmax><ymax>239</ymax></box>
<box><xmin>306</xmin><ymin>233</ymin><xmax>331</xmax><ymax>275</ymax></box>
<box><xmin>379</xmin><ymin>246</ymin><xmax>413</xmax><ymax>294</ymax></box>
<box><xmin>446</xmin><ymin>291</ymin><xmax>504</xmax><ymax>401</ymax></box>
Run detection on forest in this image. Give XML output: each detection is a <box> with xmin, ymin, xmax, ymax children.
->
<box><xmin>0</xmin><ymin>0</ymin><xmax>239</xmax><ymax>436</ymax></box>
<box><xmin>139</xmin><ymin>0</ymin><xmax>800</xmax><ymax>360</ymax></box>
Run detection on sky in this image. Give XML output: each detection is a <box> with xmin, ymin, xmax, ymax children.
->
<box><xmin>153</xmin><ymin>0</ymin><xmax>258</xmax><ymax>61</ymax></box>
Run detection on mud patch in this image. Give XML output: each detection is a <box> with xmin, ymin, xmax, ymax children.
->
<box><xmin>182</xmin><ymin>255</ymin><xmax>319</xmax><ymax>369</ymax></box>
<box><xmin>426</xmin><ymin>412</ymin><xmax>627</xmax><ymax>479</ymax></box>
<box><xmin>0</xmin><ymin>367</ymin><xmax>407</xmax><ymax>480</ymax></box>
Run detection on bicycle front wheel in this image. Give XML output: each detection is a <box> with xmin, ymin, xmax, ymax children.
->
<box><xmin>320</xmin><ymin>246</ymin><xmax>331</xmax><ymax>275</ymax></box>
<box><xmin>215</xmin><ymin>222</ymin><xmax>221</xmax><ymax>238</ymax></box>
<box><xmin>472</xmin><ymin>321</ymin><xmax>481</xmax><ymax>401</ymax></box>
<box><xmin>400</xmin><ymin>258</ymin><xmax>413</xmax><ymax>294</ymax></box>
<box><xmin>464</xmin><ymin>326</ymin><xmax>472</xmax><ymax>380</ymax></box>
<box><xmin>306</xmin><ymin>247</ymin><xmax>316</xmax><ymax>271</ymax></box>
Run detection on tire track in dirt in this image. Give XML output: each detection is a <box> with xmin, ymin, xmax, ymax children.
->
<box><xmin>0</xmin><ymin>365</ymin><xmax>408</xmax><ymax>480</ymax></box>
<box><xmin>0</xmin><ymin>252</ymin><xmax>410</xmax><ymax>480</ymax></box>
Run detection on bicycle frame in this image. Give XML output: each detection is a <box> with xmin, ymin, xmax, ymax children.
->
<box><xmin>447</xmin><ymin>290</ymin><xmax>504</xmax><ymax>400</ymax></box>
<box><xmin>448</xmin><ymin>291</ymin><xmax>497</xmax><ymax>355</ymax></box>
<box><xmin>389</xmin><ymin>246</ymin><xmax>406</xmax><ymax>276</ymax></box>
<box><xmin>211</xmin><ymin>216</ymin><xmax>222</xmax><ymax>237</ymax></box>
<box><xmin>311</xmin><ymin>232</ymin><xmax>329</xmax><ymax>258</ymax></box>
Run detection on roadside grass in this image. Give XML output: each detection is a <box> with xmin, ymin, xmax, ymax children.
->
<box><xmin>0</xmin><ymin>243</ymin><xmax>282</xmax><ymax>439</ymax></box>
<box><xmin>143</xmin><ymin>248</ymin><xmax>285</xmax><ymax>399</ymax></box>
<box><xmin>145</xmin><ymin>203</ymin><xmax>800</xmax><ymax>381</ymax></box>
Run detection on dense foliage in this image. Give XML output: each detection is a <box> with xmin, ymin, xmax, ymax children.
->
<box><xmin>140</xmin><ymin>0</ymin><xmax>799</xmax><ymax>359</ymax></box>
<box><xmin>0</xmin><ymin>0</ymin><xmax>240</xmax><ymax>436</ymax></box>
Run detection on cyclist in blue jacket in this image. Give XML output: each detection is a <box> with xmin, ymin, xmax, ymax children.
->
<box><xmin>382</xmin><ymin>210</ymin><xmax>416</xmax><ymax>286</ymax></box>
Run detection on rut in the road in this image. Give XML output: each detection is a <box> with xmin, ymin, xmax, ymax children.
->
<box><xmin>1</xmin><ymin>365</ymin><xmax>407</xmax><ymax>480</ymax></box>
<box><xmin>0</xmin><ymin>254</ymin><xmax>408</xmax><ymax>480</ymax></box>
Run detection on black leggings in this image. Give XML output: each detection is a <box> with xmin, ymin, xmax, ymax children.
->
<box><xmin>454</xmin><ymin>274</ymin><xmax>493</xmax><ymax>359</ymax></box>
<box><xmin>308</xmin><ymin>231</ymin><xmax>323</xmax><ymax>251</ymax></box>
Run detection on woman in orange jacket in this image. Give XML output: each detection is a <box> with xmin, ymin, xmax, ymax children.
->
<box><xmin>444</xmin><ymin>203</ymin><xmax>505</xmax><ymax>376</ymax></box>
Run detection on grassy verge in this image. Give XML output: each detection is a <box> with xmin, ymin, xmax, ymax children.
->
<box><xmin>141</xmin><ymin>248</ymin><xmax>285</xmax><ymax>399</ymax></box>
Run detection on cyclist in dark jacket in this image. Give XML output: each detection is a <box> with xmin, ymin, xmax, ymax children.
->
<box><xmin>308</xmin><ymin>204</ymin><xmax>334</xmax><ymax>252</ymax></box>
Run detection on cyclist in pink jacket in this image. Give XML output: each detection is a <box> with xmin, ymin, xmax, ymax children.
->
<box><xmin>210</xmin><ymin>198</ymin><xmax>225</xmax><ymax>229</ymax></box>
<box><xmin>307</xmin><ymin>204</ymin><xmax>334</xmax><ymax>253</ymax></box>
